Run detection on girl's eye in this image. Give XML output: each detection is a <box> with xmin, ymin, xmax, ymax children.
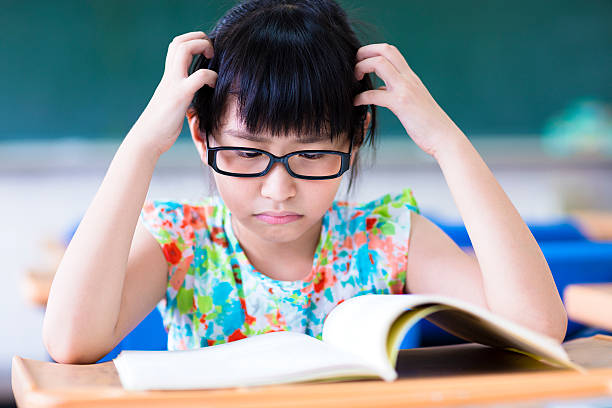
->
<box><xmin>236</xmin><ymin>150</ymin><xmax>262</xmax><ymax>159</ymax></box>
<box><xmin>298</xmin><ymin>153</ymin><xmax>324</xmax><ymax>160</ymax></box>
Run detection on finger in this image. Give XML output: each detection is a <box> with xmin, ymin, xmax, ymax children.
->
<box><xmin>355</xmin><ymin>56</ymin><xmax>403</xmax><ymax>87</ymax></box>
<box><xmin>171</xmin><ymin>39</ymin><xmax>215</xmax><ymax>77</ymax></box>
<box><xmin>353</xmin><ymin>89</ymin><xmax>388</xmax><ymax>107</ymax></box>
<box><xmin>166</xmin><ymin>31</ymin><xmax>208</xmax><ymax>66</ymax></box>
<box><xmin>185</xmin><ymin>69</ymin><xmax>218</xmax><ymax>94</ymax></box>
<box><xmin>357</xmin><ymin>43</ymin><xmax>412</xmax><ymax>75</ymax></box>
<box><xmin>171</xmin><ymin>31</ymin><xmax>209</xmax><ymax>45</ymax></box>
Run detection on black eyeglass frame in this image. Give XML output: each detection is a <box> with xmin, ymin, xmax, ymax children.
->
<box><xmin>205</xmin><ymin>132</ymin><xmax>353</xmax><ymax>180</ymax></box>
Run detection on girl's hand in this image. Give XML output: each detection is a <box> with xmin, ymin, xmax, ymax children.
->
<box><xmin>354</xmin><ymin>43</ymin><xmax>461</xmax><ymax>158</ymax></box>
<box><xmin>132</xmin><ymin>31</ymin><xmax>217</xmax><ymax>157</ymax></box>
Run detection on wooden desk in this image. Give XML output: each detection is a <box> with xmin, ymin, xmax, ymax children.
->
<box><xmin>564</xmin><ymin>283</ymin><xmax>612</xmax><ymax>331</ymax></box>
<box><xmin>12</xmin><ymin>335</ymin><xmax>612</xmax><ymax>408</ymax></box>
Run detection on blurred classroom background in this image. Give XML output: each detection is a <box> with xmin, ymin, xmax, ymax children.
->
<box><xmin>1</xmin><ymin>0</ymin><xmax>611</xmax><ymax>405</ymax></box>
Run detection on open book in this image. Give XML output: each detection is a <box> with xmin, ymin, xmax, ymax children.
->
<box><xmin>113</xmin><ymin>294</ymin><xmax>583</xmax><ymax>390</ymax></box>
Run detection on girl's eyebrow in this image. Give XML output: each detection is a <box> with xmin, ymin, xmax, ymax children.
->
<box><xmin>222</xmin><ymin>129</ymin><xmax>326</xmax><ymax>144</ymax></box>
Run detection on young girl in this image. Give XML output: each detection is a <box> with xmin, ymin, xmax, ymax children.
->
<box><xmin>43</xmin><ymin>0</ymin><xmax>567</xmax><ymax>363</ymax></box>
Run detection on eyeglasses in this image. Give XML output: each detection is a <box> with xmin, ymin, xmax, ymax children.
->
<box><xmin>205</xmin><ymin>132</ymin><xmax>353</xmax><ymax>180</ymax></box>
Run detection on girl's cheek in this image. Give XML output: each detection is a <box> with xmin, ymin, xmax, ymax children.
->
<box><xmin>216</xmin><ymin>176</ymin><xmax>259</xmax><ymax>206</ymax></box>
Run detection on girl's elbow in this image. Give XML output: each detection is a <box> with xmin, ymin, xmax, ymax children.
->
<box><xmin>42</xmin><ymin>320</ymin><xmax>106</xmax><ymax>364</ymax></box>
<box><xmin>44</xmin><ymin>336</ymin><xmax>106</xmax><ymax>364</ymax></box>
<box><xmin>544</xmin><ymin>308</ymin><xmax>569</xmax><ymax>344</ymax></box>
<box><xmin>42</xmin><ymin>324</ymin><xmax>79</xmax><ymax>364</ymax></box>
<box><xmin>557</xmin><ymin>310</ymin><xmax>569</xmax><ymax>343</ymax></box>
<box><xmin>43</xmin><ymin>328</ymin><xmax>76</xmax><ymax>364</ymax></box>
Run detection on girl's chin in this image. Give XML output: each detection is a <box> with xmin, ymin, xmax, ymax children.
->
<box><xmin>244</xmin><ymin>219</ymin><xmax>308</xmax><ymax>242</ymax></box>
<box><xmin>254</xmin><ymin>231</ymin><xmax>303</xmax><ymax>245</ymax></box>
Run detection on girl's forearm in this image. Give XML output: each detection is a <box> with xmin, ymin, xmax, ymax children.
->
<box><xmin>43</xmin><ymin>127</ymin><xmax>160</xmax><ymax>362</ymax></box>
<box><xmin>350</xmin><ymin>42</ymin><xmax>567</xmax><ymax>341</ymax></box>
<box><xmin>433</xmin><ymin>128</ymin><xmax>567</xmax><ymax>342</ymax></box>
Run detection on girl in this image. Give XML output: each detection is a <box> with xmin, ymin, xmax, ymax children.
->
<box><xmin>43</xmin><ymin>0</ymin><xmax>567</xmax><ymax>363</ymax></box>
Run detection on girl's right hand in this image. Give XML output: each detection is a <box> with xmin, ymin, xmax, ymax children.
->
<box><xmin>132</xmin><ymin>31</ymin><xmax>217</xmax><ymax>158</ymax></box>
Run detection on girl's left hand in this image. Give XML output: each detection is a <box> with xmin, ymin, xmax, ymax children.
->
<box><xmin>354</xmin><ymin>43</ymin><xmax>461</xmax><ymax>158</ymax></box>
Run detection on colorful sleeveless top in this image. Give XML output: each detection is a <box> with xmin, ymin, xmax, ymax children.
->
<box><xmin>140</xmin><ymin>189</ymin><xmax>420</xmax><ymax>350</ymax></box>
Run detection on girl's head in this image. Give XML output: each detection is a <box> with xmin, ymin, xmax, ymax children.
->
<box><xmin>186</xmin><ymin>0</ymin><xmax>377</xmax><ymax>245</ymax></box>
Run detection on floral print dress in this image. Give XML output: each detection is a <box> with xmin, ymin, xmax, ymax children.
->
<box><xmin>140</xmin><ymin>189</ymin><xmax>420</xmax><ymax>350</ymax></box>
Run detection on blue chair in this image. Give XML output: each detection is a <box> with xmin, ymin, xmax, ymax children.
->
<box><xmin>96</xmin><ymin>307</ymin><xmax>168</xmax><ymax>363</ymax></box>
<box><xmin>424</xmin><ymin>214</ymin><xmax>588</xmax><ymax>248</ymax></box>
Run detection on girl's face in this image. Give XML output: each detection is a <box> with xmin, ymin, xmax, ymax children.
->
<box><xmin>189</xmin><ymin>99</ymin><xmax>359</xmax><ymax>247</ymax></box>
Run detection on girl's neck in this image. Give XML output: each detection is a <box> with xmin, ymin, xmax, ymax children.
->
<box><xmin>231</xmin><ymin>217</ymin><xmax>322</xmax><ymax>281</ymax></box>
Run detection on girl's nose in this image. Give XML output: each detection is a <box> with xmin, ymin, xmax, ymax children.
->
<box><xmin>260</xmin><ymin>162</ymin><xmax>297</xmax><ymax>202</ymax></box>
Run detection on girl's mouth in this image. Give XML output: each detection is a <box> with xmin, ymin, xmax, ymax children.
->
<box><xmin>254</xmin><ymin>212</ymin><xmax>303</xmax><ymax>225</ymax></box>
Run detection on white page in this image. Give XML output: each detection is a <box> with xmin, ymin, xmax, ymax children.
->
<box><xmin>322</xmin><ymin>296</ymin><xmax>444</xmax><ymax>376</ymax></box>
<box><xmin>114</xmin><ymin>331</ymin><xmax>385</xmax><ymax>390</ymax></box>
<box><xmin>322</xmin><ymin>294</ymin><xmax>577</xmax><ymax>374</ymax></box>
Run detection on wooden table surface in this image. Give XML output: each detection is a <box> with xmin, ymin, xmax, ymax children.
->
<box><xmin>12</xmin><ymin>335</ymin><xmax>612</xmax><ymax>408</ymax></box>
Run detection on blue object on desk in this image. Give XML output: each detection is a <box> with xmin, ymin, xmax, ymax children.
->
<box><xmin>96</xmin><ymin>308</ymin><xmax>168</xmax><ymax>363</ymax></box>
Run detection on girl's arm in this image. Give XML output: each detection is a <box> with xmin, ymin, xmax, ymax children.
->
<box><xmin>353</xmin><ymin>44</ymin><xmax>567</xmax><ymax>343</ymax></box>
<box><xmin>42</xmin><ymin>134</ymin><xmax>166</xmax><ymax>364</ymax></box>
<box><xmin>42</xmin><ymin>32</ymin><xmax>217</xmax><ymax>363</ymax></box>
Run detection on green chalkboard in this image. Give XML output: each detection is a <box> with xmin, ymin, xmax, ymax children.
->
<box><xmin>0</xmin><ymin>0</ymin><xmax>610</xmax><ymax>140</ymax></box>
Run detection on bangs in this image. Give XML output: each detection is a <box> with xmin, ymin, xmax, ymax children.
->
<box><xmin>191</xmin><ymin>1</ymin><xmax>373</xmax><ymax>145</ymax></box>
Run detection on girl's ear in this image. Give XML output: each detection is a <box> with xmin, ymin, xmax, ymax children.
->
<box><xmin>349</xmin><ymin>111</ymin><xmax>371</xmax><ymax>166</ymax></box>
<box><xmin>187</xmin><ymin>108</ymin><xmax>206</xmax><ymax>160</ymax></box>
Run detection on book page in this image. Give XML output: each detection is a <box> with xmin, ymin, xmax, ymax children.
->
<box><xmin>416</xmin><ymin>306</ymin><xmax>583</xmax><ymax>370</ymax></box>
<box><xmin>385</xmin><ymin>305</ymin><xmax>449</xmax><ymax>366</ymax></box>
<box><xmin>114</xmin><ymin>331</ymin><xmax>385</xmax><ymax>390</ymax></box>
<box><xmin>322</xmin><ymin>294</ymin><xmax>581</xmax><ymax>375</ymax></box>
<box><xmin>322</xmin><ymin>295</ymin><xmax>442</xmax><ymax>376</ymax></box>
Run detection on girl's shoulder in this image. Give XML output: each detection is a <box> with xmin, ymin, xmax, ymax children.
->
<box><xmin>331</xmin><ymin>188</ymin><xmax>419</xmax><ymax>220</ymax></box>
<box><xmin>327</xmin><ymin>188</ymin><xmax>420</xmax><ymax>239</ymax></box>
<box><xmin>140</xmin><ymin>196</ymin><xmax>227</xmax><ymax>239</ymax></box>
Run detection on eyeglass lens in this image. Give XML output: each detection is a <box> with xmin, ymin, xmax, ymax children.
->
<box><xmin>215</xmin><ymin>149</ymin><xmax>342</xmax><ymax>177</ymax></box>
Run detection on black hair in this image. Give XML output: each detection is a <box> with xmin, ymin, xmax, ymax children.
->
<box><xmin>189</xmin><ymin>0</ymin><xmax>377</xmax><ymax>191</ymax></box>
